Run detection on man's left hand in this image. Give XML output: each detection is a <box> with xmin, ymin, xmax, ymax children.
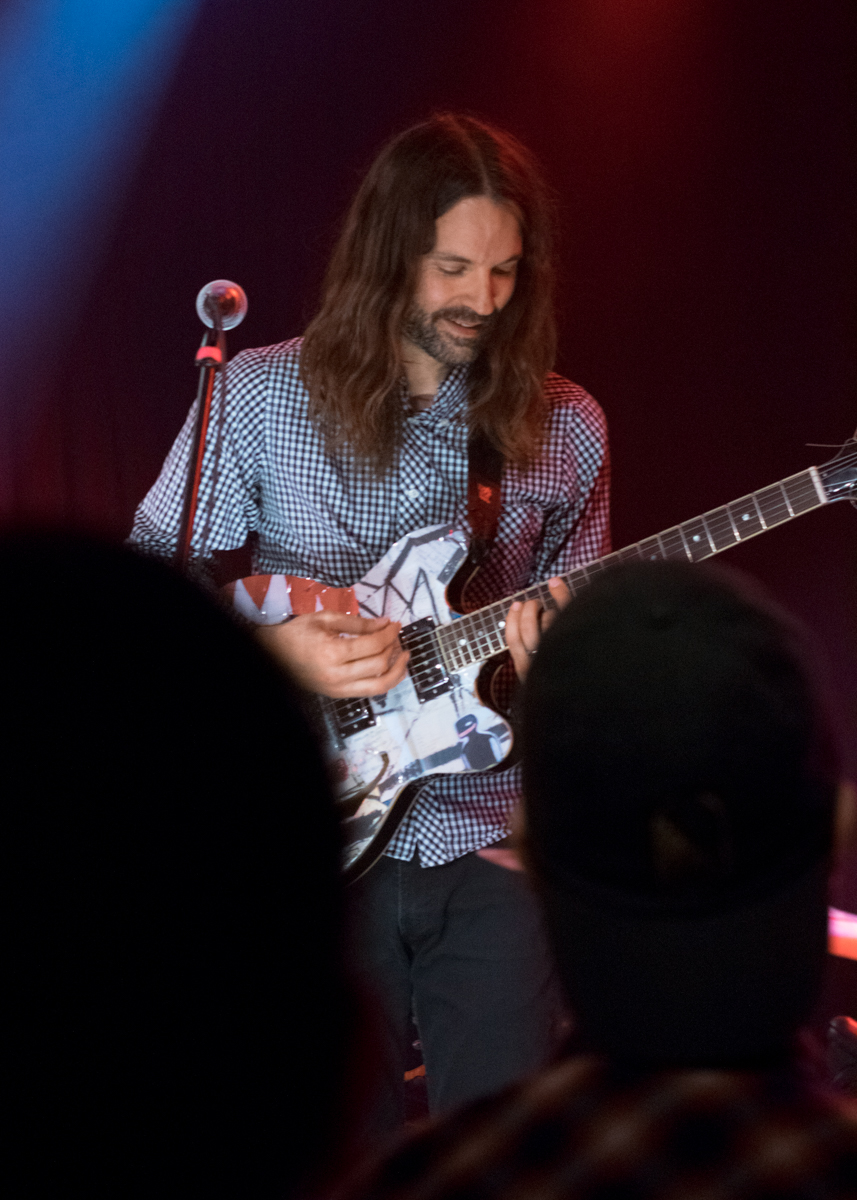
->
<box><xmin>504</xmin><ymin>577</ymin><xmax>571</xmax><ymax>681</ymax></box>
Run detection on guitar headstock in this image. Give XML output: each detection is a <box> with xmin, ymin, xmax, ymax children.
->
<box><xmin>818</xmin><ymin>439</ymin><xmax>857</xmax><ymax>503</ymax></box>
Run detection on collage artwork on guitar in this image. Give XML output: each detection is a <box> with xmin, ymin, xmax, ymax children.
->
<box><xmin>129</xmin><ymin>115</ymin><xmax>857</xmax><ymax>1132</ymax></box>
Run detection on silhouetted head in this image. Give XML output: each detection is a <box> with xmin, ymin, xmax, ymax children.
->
<box><xmin>522</xmin><ymin>561</ymin><xmax>839</xmax><ymax>1066</ymax></box>
<box><xmin>3</xmin><ymin>532</ymin><xmax>353</xmax><ymax>1197</ymax></box>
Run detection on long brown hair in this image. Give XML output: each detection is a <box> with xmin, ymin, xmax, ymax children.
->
<box><xmin>299</xmin><ymin>113</ymin><xmax>558</xmax><ymax>472</ymax></box>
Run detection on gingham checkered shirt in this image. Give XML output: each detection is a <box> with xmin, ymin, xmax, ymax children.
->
<box><xmin>130</xmin><ymin>338</ymin><xmax>610</xmax><ymax>866</ymax></box>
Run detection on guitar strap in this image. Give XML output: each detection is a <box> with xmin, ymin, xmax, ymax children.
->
<box><xmin>448</xmin><ymin>429</ymin><xmax>504</xmax><ymax>613</ymax></box>
<box><xmin>467</xmin><ymin>428</ymin><xmax>504</xmax><ymax>562</ymax></box>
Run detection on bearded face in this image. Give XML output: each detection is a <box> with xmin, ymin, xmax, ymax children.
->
<box><xmin>402</xmin><ymin>197</ymin><xmax>522</xmax><ymax>370</ymax></box>
<box><xmin>401</xmin><ymin>302</ymin><xmax>499</xmax><ymax>366</ymax></box>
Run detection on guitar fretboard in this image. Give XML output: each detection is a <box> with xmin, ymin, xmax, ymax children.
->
<box><xmin>434</xmin><ymin>466</ymin><xmax>827</xmax><ymax>674</ymax></box>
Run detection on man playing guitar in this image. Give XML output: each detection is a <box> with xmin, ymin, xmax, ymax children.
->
<box><xmin>131</xmin><ymin>113</ymin><xmax>611</xmax><ymax>1128</ymax></box>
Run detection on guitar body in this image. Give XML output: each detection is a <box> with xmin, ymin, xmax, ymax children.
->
<box><xmin>223</xmin><ymin>524</ymin><xmax>513</xmax><ymax>880</ymax></box>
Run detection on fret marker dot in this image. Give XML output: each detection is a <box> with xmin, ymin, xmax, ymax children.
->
<box><xmin>459</xmin><ymin>638</ymin><xmax>466</xmax><ymax>646</ymax></box>
<box><xmin>742</xmin><ymin>513</ymin><xmax>750</xmax><ymax>521</ymax></box>
<box><xmin>692</xmin><ymin>535</ymin><xmax>700</xmax><ymax>542</ymax></box>
<box><xmin>498</xmin><ymin>620</ymin><xmax>505</xmax><ymax>628</ymax></box>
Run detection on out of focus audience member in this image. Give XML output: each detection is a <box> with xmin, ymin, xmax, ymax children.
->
<box><xmin>2</xmin><ymin>533</ymin><xmax>356</xmax><ymax>1198</ymax></box>
<box><xmin>347</xmin><ymin>563</ymin><xmax>857</xmax><ymax>1199</ymax></box>
<box><xmin>830</xmin><ymin>1017</ymin><xmax>857</xmax><ymax>1097</ymax></box>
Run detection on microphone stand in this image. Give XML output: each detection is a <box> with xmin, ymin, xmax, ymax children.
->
<box><xmin>175</xmin><ymin>318</ymin><xmax>226</xmax><ymax>573</ymax></box>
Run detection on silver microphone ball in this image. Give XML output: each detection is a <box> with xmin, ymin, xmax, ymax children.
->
<box><xmin>195</xmin><ymin>280</ymin><xmax>248</xmax><ymax>331</ymax></box>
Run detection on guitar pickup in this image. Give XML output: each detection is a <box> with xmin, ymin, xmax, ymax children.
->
<box><xmin>330</xmin><ymin>696</ymin><xmax>376</xmax><ymax>739</ymax></box>
<box><xmin>400</xmin><ymin>616</ymin><xmax>454</xmax><ymax>703</ymax></box>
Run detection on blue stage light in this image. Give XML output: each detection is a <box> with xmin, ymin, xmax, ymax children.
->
<box><xmin>0</xmin><ymin>0</ymin><xmax>199</xmax><ymax>422</ymax></box>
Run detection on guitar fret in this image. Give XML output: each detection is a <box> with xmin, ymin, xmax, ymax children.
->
<box><xmin>656</xmin><ymin>527</ymin><xmax>688</xmax><ymax>561</ymax></box>
<box><xmin>468</xmin><ymin>613</ymin><xmax>483</xmax><ymax>657</ymax></box>
<box><xmin>470</xmin><ymin>614</ymin><xmax>487</xmax><ymax>662</ymax></box>
<box><xmin>680</xmin><ymin>517</ymin><xmax>713</xmax><ymax>562</ymax></box>
<box><xmin>757</xmin><ymin>483</ymin><xmax>790</xmax><ymax>527</ymax></box>
<box><xmin>677</xmin><ymin>525</ymin><xmax>693</xmax><ymax>561</ymax></box>
<box><xmin>449</xmin><ymin>624</ymin><xmax>469</xmax><ymax>670</ymax></box>
<box><xmin>703</xmin><ymin>515</ymin><xmax>717</xmax><ymax>553</ymax></box>
<box><xmin>728</xmin><ymin>497</ymin><xmax>763</xmax><ymax>538</ymax></box>
<box><xmin>477</xmin><ymin>610</ymin><xmax>498</xmax><ymax>657</ymax></box>
<box><xmin>705</xmin><ymin>508</ymin><xmax>739</xmax><ymax>552</ymax></box>
<box><xmin>784</xmin><ymin>470</ymin><xmax>823</xmax><ymax>515</ymax></box>
<box><xmin>425</xmin><ymin>461</ymin><xmax>843</xmax><ymax>679</ymax></box>
<box><xmin>438</xmin><ymin>646</ymin><xmax>455</xmax><ymax>673</ymax></box>
<box><xmin>725</xmin><ymin>506</ymin><xmax>740</xmax><ymax>541</ymax></box>
<box><xmin>490</xmin><ymin>604</ymin><xmax>508</xmax><ymax>638</ymax></box>
<box><xmin>437</xmin><ymin>602</ymin><xmax>509</xmax><ymax>673</ymax></box>
<box><xmin>809</xmin><ymin>465</ymin><xmax>829</xmax><ymax>505</ymax></box>
<box><xmin>566</xmin><ymin>565</ymin><xmax>589</xmax><ymax>590</ymax></box>
<box><xmin>638</xmin><ymin>536</ymin><xmax>662</xmax><ymax>562</ymax></box>
<box><xmin>481</xmin><ymin>607</ymin><xmax>503</xmax><ymax>657</ymax></box>
<box><xmin>568</xmin><ymin>563</ymin><xmax>586</xmax><ymax>588</ymax></box>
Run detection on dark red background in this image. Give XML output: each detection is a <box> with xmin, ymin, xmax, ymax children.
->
<box><xmin>7</xmin><ymin>0</ymin><xmax>856</xmax><ymax>789</ymax></box>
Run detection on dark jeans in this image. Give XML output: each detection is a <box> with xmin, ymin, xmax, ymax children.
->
<box><xmin>349</xmin><ymin>850</ymin><xmax>562</xmax><ymax>1132</ymax></box>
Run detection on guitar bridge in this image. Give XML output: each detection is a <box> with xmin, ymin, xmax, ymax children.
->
<box><xmin>315</xmin><ymin>695</ymin><xmax>377</xmax><ymax>747</ymax></box>
<box><xmin>331</xmin><ymin>696</ymin><xmax>376</xmax><ymax>738</ymax></box>
<box><xmin>401</xmin><ymin>616</ymin><xmax>454</xmax><ymax>703</ymax></box>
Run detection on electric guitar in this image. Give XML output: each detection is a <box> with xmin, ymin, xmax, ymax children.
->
<box><xmin>224</xmin><ymin>441</ymin><xmax>857</xmax><ymax>881</ymax></box>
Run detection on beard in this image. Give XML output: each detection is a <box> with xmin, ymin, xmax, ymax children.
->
<box><xmin>401</xmin><ymin>304</ymin><xmax>498</xmax><ymax>367</ymax></box>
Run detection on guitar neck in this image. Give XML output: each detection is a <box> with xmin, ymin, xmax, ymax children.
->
<box><xmin>435</xmin><ymin>465</ymin><xmax>828</xmax><ymax>673</ymax></box>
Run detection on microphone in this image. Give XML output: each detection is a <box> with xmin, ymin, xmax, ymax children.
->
<box><xmin>195</xmin><ymin>280</ymin><xmax>248</xmax><ymax>331</ymax></box>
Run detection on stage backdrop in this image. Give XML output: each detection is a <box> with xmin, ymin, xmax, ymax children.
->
<box><xmin>4</xmin><ymin>0</ymin><xmax>855</xmax><ymax>780</ymax></box>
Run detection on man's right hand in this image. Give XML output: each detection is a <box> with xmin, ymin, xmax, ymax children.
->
<box><xmin>255</xmin><ymin>612</ymin><xmax>409</xmax><ymax>698</ymax></box>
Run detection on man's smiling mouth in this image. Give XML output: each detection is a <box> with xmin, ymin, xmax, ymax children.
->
<box><xmin>437</xmin><ymin>311</ymin><xmax>484</xmax><ymax>336</ymax></box>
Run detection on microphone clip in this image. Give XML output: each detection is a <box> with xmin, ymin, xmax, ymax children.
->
<box><xmin>194</xmin><ymin>326</ymin><xmax>224</xmax><ymax>370</ymax></box>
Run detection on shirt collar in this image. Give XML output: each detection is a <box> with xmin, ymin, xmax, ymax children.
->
<box><xmin>401</xmin><ymin>366</ymin><xmax>469</xmax><ymax>420</ymax></box>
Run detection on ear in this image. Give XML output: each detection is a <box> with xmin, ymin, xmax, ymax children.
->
<box><xmin>835</xmin><ymin>780</ymin><xmax>857</xmax><ymax>860</ymax></box>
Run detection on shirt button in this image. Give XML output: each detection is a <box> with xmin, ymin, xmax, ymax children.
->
<box><xmin>405</xmin><ymin>487</ymin><xmax>420</xmax><ymax>499</ymax></box>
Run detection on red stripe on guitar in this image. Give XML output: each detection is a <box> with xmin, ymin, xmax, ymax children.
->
<box><xmin>285</xmin><ymin>576</ymin><xmax>359</xmax><ymax>615</ymax></box>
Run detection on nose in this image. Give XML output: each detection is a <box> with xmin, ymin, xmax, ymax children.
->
<box><xmin>468</xmin><ymin>269</ymin><xmax>496</xmax><ymax>317</ymax></box>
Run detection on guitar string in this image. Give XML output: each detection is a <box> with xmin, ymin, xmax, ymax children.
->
<box><xmin>414</xmin><ymin>485</ymin><xmax>814</xmax><ymax>675</ymax></box>
<box><xmin>421</xmin><ymin>466</ymin><xmax>841</xmax><ymax>676</ymax></box>
<box><xmin>338</xmin><ymin>458</ymin><xmax>854</xmax><ymax>687</ymax></box>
